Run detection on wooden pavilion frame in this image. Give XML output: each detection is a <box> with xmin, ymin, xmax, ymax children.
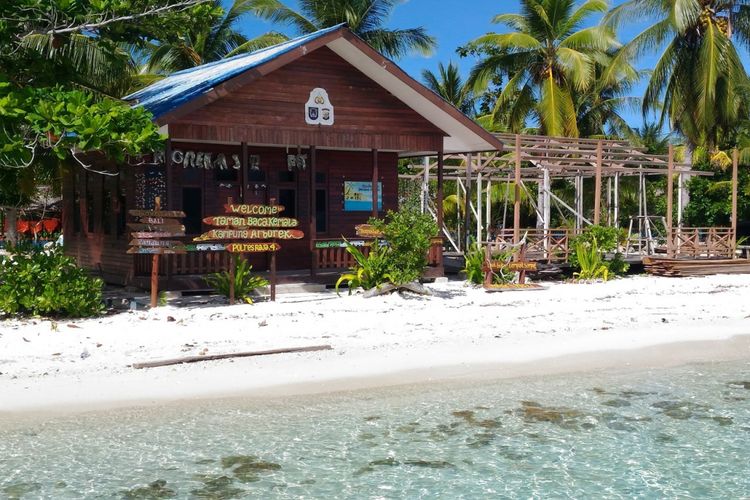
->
<box><xmin>403</xmin><ymin>133</ymin><xmax>740</xmax><ymax>262</ymax></box>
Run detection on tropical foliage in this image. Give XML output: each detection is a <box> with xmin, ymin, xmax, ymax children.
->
<box><xmin>248</xmin><ymin>0</ymin><xmax>436</xmax><ymax>58</ymax></box>
<box><xmin>572</xmin><ymin>238</ymin><xmax>610</xmax><ymax>281</ymax></box>
<box><xmin>569</xmin><ymin>225</ymin><xmax>629</xmax><ymax>276</ymax></box>
<box><xmin>0</xmin><ymin>246</ymin><xmax>104</xmax><ymax>317</ymax></box>
<box><xmin>465</xmin><ymin>0</ymin><xmax>636</xmax><ymax>137</ymax></box>
<box><xmin>145</xmin><ymin>0</ymin><xmax>287</xmax><ymax>73</ymax></box>
<box><xmin>604</xmin><ymin>0</ymin><xmax>750</xmax><ymax>149</ymax></box>
<box><xmin>335</xmin><ymin>240</ymin><xmax>392</xmax><ymax>294</ymax></box>
<box><xmin>205</xmin><ymin>259</ymin><xmax>269</xmax><ymax>303</ymax></box>
<box><xmin>370</xmin><ymin>209</ymin><xmax>438</xmax><ymax>285</ymax></box>
<box><xmin>422</xmin><ymin>62</ymin><xmax>475</xmax><ymax>115</ymax></box>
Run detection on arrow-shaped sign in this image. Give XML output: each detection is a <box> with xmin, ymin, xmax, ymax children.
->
<box><xmin>225</xmin><ymin>242</ymin><xmax>281</xmax><ymax>253</ymax></box>
<box><xmin>194</xmin><ymin>229</ymin><xmax>304</xmax><ymax>241</ymax></box>
<box><xmin>203</xmin><ymin>216</ymin><xmax>299</xmax><ymax>228</ymax></box>
<box><xmin>131</xmin><ymin>231</ymin><xmax>186</xmax><ymax>239</ymax></box>
<box><xmin>129</xmin><ymin>239</ymin><xmax>185</xmax><ymax>248</ymax></box>
<box><xmin>128</xmin><ymin>209</ymin><xmax>186</xmax><ymax>218</ymax></box>
<box><xmin>128</xmin><ymin>223</ymin><xmax>186</xmax><ymax>232</ymax></box>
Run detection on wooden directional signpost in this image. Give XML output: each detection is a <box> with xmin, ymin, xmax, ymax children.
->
<box><xmin>198</xmin><ymin>199</ymin><xmax>303</xmax><ymax>304</ymax></box>
<box><xmin>127</xmin><ymin>197</ymin><xmax>186</xmax><ymax>308</ymax></box>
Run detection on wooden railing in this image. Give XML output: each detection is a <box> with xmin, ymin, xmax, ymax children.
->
<box><xmin>670</xmin><ymin>227</ymin><xmax>734</xmax><ymax>258</ymax></box>
<box><xmin>491</xmin><ymin>228</ymin><xmax>574</xmax><ymax>262</ymax></box>
<box><xmin>134</xmin><ymin>250</ymin><xmax>231</xmax><ymax>277</ymax></box>
<box><xmin>313</xmin><ymin>237</ymin><xmax>443</xmax><ymax>271</ymax></box>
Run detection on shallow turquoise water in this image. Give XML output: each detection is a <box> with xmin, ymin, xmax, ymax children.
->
<box><xmin>2</xmin><ymin>361</ymin><xmax>750</xmax><ymax>499</ymax></box>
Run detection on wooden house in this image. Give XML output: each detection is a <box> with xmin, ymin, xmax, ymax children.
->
<box><xmin>62</xmin><ymin>24</ymin><xmax>502</xmax><ymax>288</ymax></box>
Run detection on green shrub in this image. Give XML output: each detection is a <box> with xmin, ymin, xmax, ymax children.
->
<box><xmin>463</xmin><ymin>241</ymin><xmax>515</xmax><ymax>285</ymax></box>
<box><xmin>463</xmin><ymin>241</ymin><xmax>485</xmax><ymax>285</ymax></box>
<box><xmin>335</xmin><ymin>239</ymin><xmax>393</xmax><ymax>294</ymax></box>
<box><xmin>370</xmin><ymin>209</ymin><xmax>438</xmax><ymax>285</ymax></box>
<box><xmin>569</xmin><ymin>225</ymin><xmax>629</xmax><ymax>276</ymax></box>
<box><xmin>573</xmin><ymin>238</ymin><xmax>610</xmax><ymax>281</ymax></box>
<box><xmin>205</xmin><ymin>258</ymin><xmax>268</xmax><ymax>304</ymax></box>
<box><xmin>0</xmin><ymin>247</ymin><xmax>104</xmax><ymax>317</ymax></box>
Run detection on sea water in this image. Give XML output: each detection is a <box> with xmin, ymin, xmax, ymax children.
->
<box><xmin>1</xmin><ymin>361</ymin><xmax>750</xmax><ymax>499</ymax></box>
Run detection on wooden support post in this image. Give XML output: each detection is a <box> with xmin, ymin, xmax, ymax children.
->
<box><xmin>271</xmin><ymin>195</ymin><xmax>278</xmax><ymax>301</ymax></box>
<box><xmin>240</xmin><ymin>142</ymin><xmax>248</xmax><ymax>203</ymax></box>
<box><xmin>165</xmin><ymin>139</ymin><xmax>173</xmax><ymax>210</ymax></box>
<box><xmin>436</xmin><ymin>146</ymin><xmax>445</xmax><ymax>271</ymax></box>
<box><xmin>309</xmin><ymin>146</ymin><xmax>317</xmax><ymax>278</ymax></box>
<box><xmin>486</xmin><ymin>177</ymin><xmax>491</xmax><ymax>241</ymax></box>
<box><xmin>372</xmin><ymin>149</ymin><xmax>379</xmax><ymax>219</ymax></box>
<box><xmin>614</xmin><ymin>172</ymin><xmax>620</xmax><ymax>228</ymax></box>
<box><xmin>421</xmin><ymin>156</ymin><xmax>430</xmax><ymax>214</ymax></box>
<box><xmin>574</xmin><ymin>174</ymin><xmax>583</xmax><ymax>231</ymax></box>
<box><xmin>476</xmin><ymin>171</ymin><xmax>482</xmax><ymax>244</ymax></box>
<box><xmin>150</xmin><ymin>196</ymin><xmax>161</xmax><ymax>308</ymax></box>
<box><xmin>514</xmin><ymin>134</ymin><xmax>521</xmax><ymax>244</ymax></box>
<box><xmin>732</xmin><ymin>148</ymin><xmax>739</xmax><ymax>254</ymax></box>
<box><xmin>594</xmin><ymin>140</ymin><xmax>603</xmax><ymax>225</ymax></box>
<box><xmin>229</xmin><ymin>254</ymin><xmax>236</xmax><ymax>305</ymax></box>
<box><xmin>465</xmin><ymin>153</ymin><xmax>473</xmax><ymax>249</ymax></box>
<box><xmin>666</xmin><ymin>144</ymin><xmax>675</xmax><ymax>258</ymax></box>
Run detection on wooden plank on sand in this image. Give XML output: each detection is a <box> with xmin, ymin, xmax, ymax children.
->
<box><xmin>131</xmin><ymin>344</ymin><xmax>333</xmax><ymax>369</ymax></box>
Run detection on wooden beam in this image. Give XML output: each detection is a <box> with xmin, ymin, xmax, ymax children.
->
<box><xmin>666</xmin><ymin>144</ymin><xmax>674</xmax><ymax>258</ymax></box>
<box><xmin>514</xmin><ymin>134</ymin><xmax>521</xmax><ymax>244</ymax></box>
<box><xmin>732</xmin><ymin>148</ymin><xmax>739</xmax><ymax>253</ymax></box>
<box><xmin>372</xmin><ymin>149</ymin><xmax>379</xmax><ymax>218</ymax></box>
<box><xmin>594</xmin><ymin>140</ymin><xmax>603</xmax><ymax>225</ymax></box>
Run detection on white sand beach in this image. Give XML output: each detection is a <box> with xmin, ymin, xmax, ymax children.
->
<box><xmin>1</xmin><ymin>274</ymin><xmax>749</xmax><ymax>415</ymax></box>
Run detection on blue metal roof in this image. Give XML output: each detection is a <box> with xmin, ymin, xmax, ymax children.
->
<box><xmin>125</xmin><ymin>24</ymin><xmax>346</xmax><ymax>119</ymax></box>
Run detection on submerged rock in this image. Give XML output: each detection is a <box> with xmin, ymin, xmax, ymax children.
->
<box><xmin>121</xmin><ymin>479</ymin><xmax>177</xmax><ymax>499</ymax></box>
<box><xmin>369</xmin><ymin>457</ymin><xmax>400</xmax><ymax>467</ymax></box>
<box><xmin>602</xmin><ymin>399</ymin><xmax>632</xmax><ymax>408</ymax></box>
<box><xmin>651</xmin><ymin>400</ymin><xmax>712</xmax><ymax>420</ymax></box>
<box><xmin>466</xmin><ymin>431</ymin><xmax>496</xmax><ymax>448</ymax></box>
<box><xmin>189</xmin><ymin>475</ymin><xmax>243</xmax><ymax>499</ymax></box>
<box><xmin>403</xmin><ymin>460</ymin><xmax>455</xmax><ymax>469</ymax></box>
<box><xmin>517</xmin><ymin>401</ymin><xmax>586</xmax><ymax>428</ymax></box>
<box><xmin>220</xmin><ymin>455</ymin><xmax>281</xmax><ymax>484</ymax></box>
<box><xmin>2</xmin><ymin>482</ymin><xmax>42</xmax><ymax>500</ymax></box>
<box><xmin>728</xmin><ymin>381</ymin><xmax>750</xmax><ymax>390</ymax></box>
<box><xmin>452</xmin><ymin>409</ymin><xmax>501</xmax><ymax>429</ymax></box>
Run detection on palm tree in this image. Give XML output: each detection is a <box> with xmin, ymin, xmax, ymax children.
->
<box><xmin>605</xmin><ymin>0</ymin><xmax>750</xmax><ymax>149</ymax></box>
<box><xmin>466</xmin><ymin>0</ymin><xmax>629</xmax><ymax>137</ymax></box>
<box><xmin>146</xmin><ymin>0</ymin><xmax>287</xmax><ymax>73</ymax></box>
<box><xmin>248</xmin><ymin>0</ymin><xmax>436</xmax><ymax>59</ymax></box>
<box><xmin>421</xmin><ymin>62</ymin><xmax>475</xmax><ymax>116</ymax></box>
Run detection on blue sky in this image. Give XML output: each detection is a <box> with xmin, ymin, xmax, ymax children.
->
<box><xmin>234</xmin><ymin>1</ymin><xmax>670</xmax><ymax>129</ymax></box>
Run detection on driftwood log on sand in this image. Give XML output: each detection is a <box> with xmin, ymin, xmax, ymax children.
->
<box><xmin>132</xmin><ymin>345</ymin><xmax>333</xmax><ymax>369</ymax></box>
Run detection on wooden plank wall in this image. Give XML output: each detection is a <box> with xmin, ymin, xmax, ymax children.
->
<box><xmin>169</xmin><ymin>46</ymin><xmax>444</xmax><ymax>152</ymax></box>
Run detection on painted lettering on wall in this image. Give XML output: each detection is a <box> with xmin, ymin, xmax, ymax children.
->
<box><xmin>168</xmin><ymin>149</ymin><xmax>241</xmax><ymax>170</ymax></box>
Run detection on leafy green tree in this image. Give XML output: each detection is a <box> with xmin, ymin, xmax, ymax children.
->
<box><xmin>605</xmin><ymin>0</ymin><xmax>750</xmax><ymax>149</ymax></box>
<box><xmin>421</xmin><ymin>62</ymin><xmax>475</xmax><ymax>116</ymax></box>
<box><xmin>1</xmin><ymin>0</ymin><xmax>205</xmax><ymax>243</ymax></box>
<box><xmin>466</xmin><ymin>0</ymin><xmax>628</xmax><ymax>137</ymax></box>
<box><xmin>248</xmin><ymin>0</ymin><xmax>436</xmax><ymax>59</ymax></box>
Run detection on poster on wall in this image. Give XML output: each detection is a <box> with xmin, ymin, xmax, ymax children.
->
<box><xmin>343</xmin><ymin>181</ymin><xmax>383</xmax><ymax>211</ymax></box>
<box><xmin>135</xmin><ymin>166</ymin><xmax>167</xmax><ymax>209</ymax></box>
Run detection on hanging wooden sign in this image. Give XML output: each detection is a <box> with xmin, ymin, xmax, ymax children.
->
<box><xmin>137</xmin><ymin>216</ymin><xmax>183</xmax><ymax>225</ymax></box>
<box><xmin>127</xmin><ymin>247</ymin><xmax>188</xmax><ymax>255</ymax></box>
<box><xmin>184</xmin><ymin>243</ymin><xmax>226</xmax><ymax>252</ymax></box>
<box><xmin>355</xmin><ymin>224</ymin><xmax>383</xmax><ymax>238</ymax></box>
<box><xmin>131</xmin><ymin>230</ymin><xmax>186</xmax><ymax>239</ymax></box>
<box><xmin>226</xmin><ymin>242</ymin><xmax>281</xmax><ymax>253</ymax></box>
<box><xmin>129</xmin><ymin>239</ymin><xmax>185</xmax><ymax>248</ymax></box>
<box><xmin>195</xmin><ymin>228</ymin><xmax>304</xmax><ymax>241</ymax></box>
<box><xmin>486</xmin><ymin>261</ymin><xmax>538</xmax><ymax>272</ymax></box>
<box><xmin>223</xmin><ymin>204</ymin><xmax>285</xmax><ymax>216</ymax></box>
<box><xmin>129</xmin><ymin>209</ymin><xmax>186</xmax><ymax>218</ymax></box>
<box><xmin>202</xmin><ymin>216</ymin><xmax>299</xmax><ymax>228</ymax></box>
<box><xmin>128</xmin><ymin>222</ymin><xmax>186</xmax><ymax>233</ymax></box>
